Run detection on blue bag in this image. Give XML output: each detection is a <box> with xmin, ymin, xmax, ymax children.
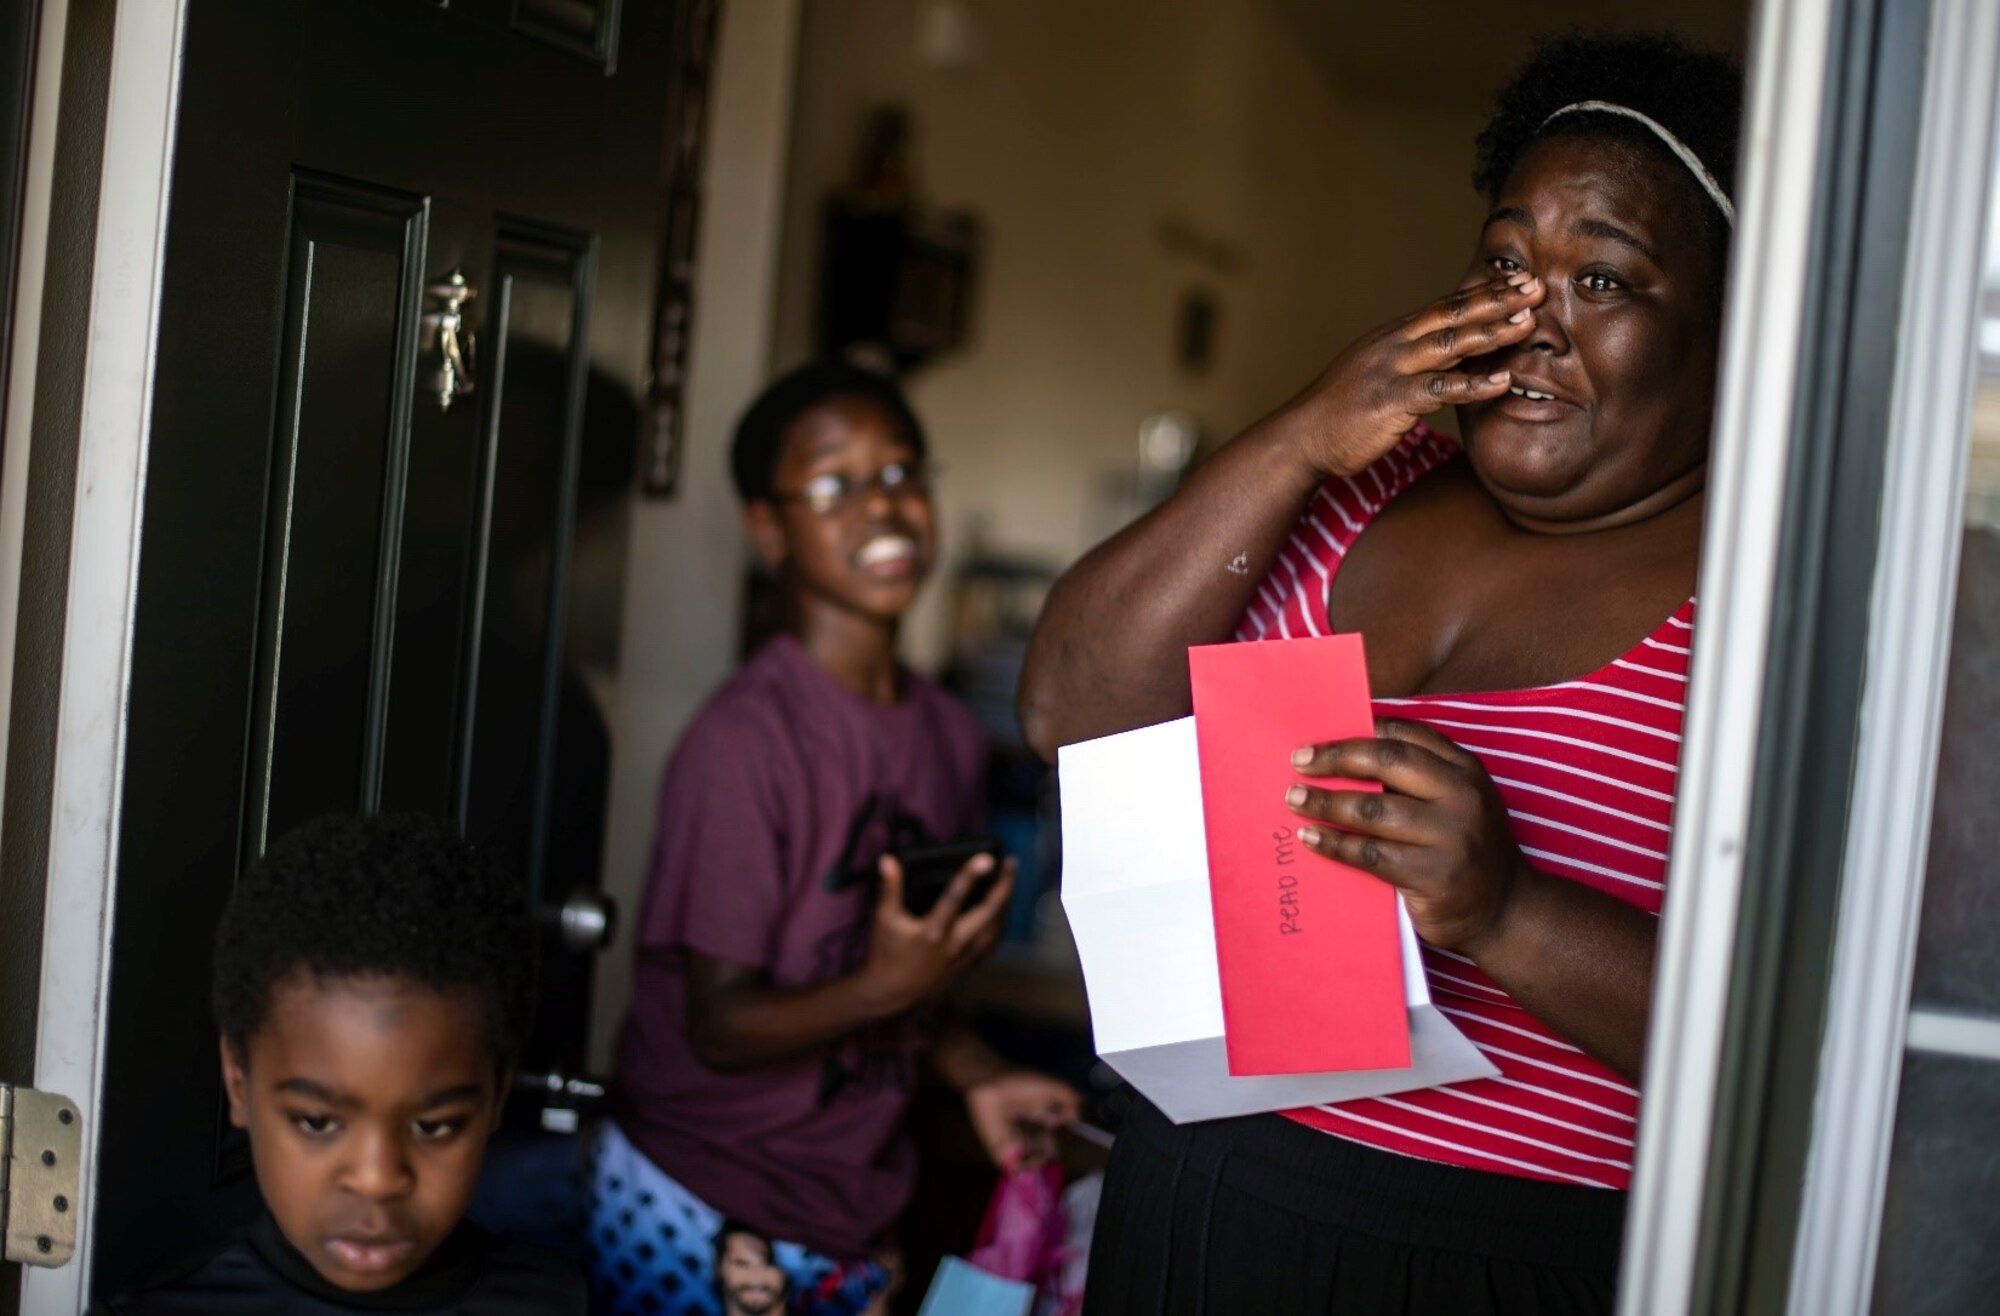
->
<box><xmin>915</xmin><ymin>1256</ymin><xmax>1036</xmax><ymax>1316</ymax></box>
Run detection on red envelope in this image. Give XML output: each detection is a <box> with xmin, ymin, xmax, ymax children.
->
<box><xmin>1188</xmin><ymin>635</ymin><xmax>1410</xmax><ymax>1076</ymax></box>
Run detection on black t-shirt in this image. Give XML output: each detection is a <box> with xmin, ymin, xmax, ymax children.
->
<box><xmin>95</xmin><ymin>1214</ymin><xmax>586</xmax><ymax>1314</ymax></box>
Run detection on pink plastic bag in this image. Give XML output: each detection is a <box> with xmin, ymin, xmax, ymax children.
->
<box><xmin>968</xmin><ymin>1157</ymin><xmax>1067</xmax><ymax>1285</ymax></box>
<box><xmin>964</xmin><ymin>1156</ymin><xmax>1091</xmax><ymax>1316</ymax></box>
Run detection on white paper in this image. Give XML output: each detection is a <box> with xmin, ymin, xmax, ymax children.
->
<box><xmin>1059</xmin><ymin>717</ymin><xmax>1498</xmax><ymax>1124</ymax></box>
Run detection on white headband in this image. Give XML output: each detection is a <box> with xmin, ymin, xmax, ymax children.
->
<box><xmin>1541</xmin><ymin>100</ymin><xmax>1735</xmax><ymax>226</ymax></box>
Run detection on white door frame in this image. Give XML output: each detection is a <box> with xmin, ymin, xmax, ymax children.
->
<box><xmin>21</xmin><ymin>1</ymin><xmax>1967</xmax><ymax>1311</ymax></box>
<box><xmin>1785</xmin><ymin>0</ymin><xmax>2000</xmax><ymax>1308</ymax></box>
<box><xmin>1617</xmin><ymin>0</ymin><xmax>1838</xmax><ymax>1305</ymax></box>
<box><xmin>12</xmin><ymin>1</ymin><xmax>187</xmax><ymax>1311</ymax></box>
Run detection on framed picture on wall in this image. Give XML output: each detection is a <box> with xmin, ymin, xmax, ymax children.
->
<box><xmin>642</xmin><ymin>0</ymin><xmax>720</xmax><ymax>499</ymax></box>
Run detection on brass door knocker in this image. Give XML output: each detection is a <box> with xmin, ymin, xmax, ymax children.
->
<box><xmin>422</xmin><ymin>270</ymin><xmax>477</xmax><ymax>411</ymax></box>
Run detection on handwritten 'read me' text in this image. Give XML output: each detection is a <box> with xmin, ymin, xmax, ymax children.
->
<box><xmin>1275</xmin><ymin>827</ymin><xmax>1301</xmax><ymax>935</ymax></box>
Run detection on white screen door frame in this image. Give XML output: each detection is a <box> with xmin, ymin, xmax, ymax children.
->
<box><xmin>10</xmin><ymin>1</ymin><xmax>189</xmax><ymax>1311</ymax></box>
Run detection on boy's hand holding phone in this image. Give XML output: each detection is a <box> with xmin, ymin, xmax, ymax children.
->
<box><xmin>858</xmin><ymin>852</ymin><xmax>1014</xmax><ymax>1014</ymax></box>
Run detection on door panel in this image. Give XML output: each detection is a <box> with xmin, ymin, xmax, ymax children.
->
<box><xmin>244</xmin><ymin>173</ymin><xmax>428</xmax><ymax>856</ymax></box>
<box><xmin>460</xmin><ymin>224</ymin><xmax>592</xmax><ymax>888</ymax></box>
<box><xmin>458</xmin><ymin>222</ymin><xmax>604</xmax><ymax>1072</ymax></box>
<box><xmin>377</xmin><ymin>301</ymin><xmax>488</xmax><ymax>821</ymax></box>
<box><xmin>513</xmin><ymin>0</ymin><xmax>625</xmax><ymax>69</ymax></box>
<box><xmin>93</xmin><ymin>0</ymin><xmax>671</xmax><ymax>1290</ymax></box>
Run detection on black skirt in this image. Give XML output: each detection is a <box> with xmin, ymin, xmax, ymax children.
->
<box><xmin>1084</xmin><ymin>1092</ymin><xmax>1625</xmax><ymax>1316</ymax></box>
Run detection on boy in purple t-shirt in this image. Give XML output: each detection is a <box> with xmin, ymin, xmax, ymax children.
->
<box><xmin>590</xmin><ymin>362</ymin><xmax>1080</xmax><ymax>1316</ymax></box>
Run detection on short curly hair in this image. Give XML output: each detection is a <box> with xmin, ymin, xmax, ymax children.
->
<box><xmin>1474</xmin><ymin>33</ymin><xmax>1743</xmax><ymax>279</ymax></box>
<box><xmin>211</xmin><ymin>813</ymin><xmax>537</xmax><ymax>1071</ymax></box>
<box><xmin>729</xmin><ymin>360</ymin><xmax>927</xmax><ymax>504</ymax></box>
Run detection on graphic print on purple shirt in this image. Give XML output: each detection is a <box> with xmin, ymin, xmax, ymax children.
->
<box><xmin>811</xmin><ymin>791</ymin><xmax>951</xmax><ymax>1107</ymax></box>
<box><xmin>609</xmin><ymin>635</ymin><xmax>988</xmax><ymax>1259</ymax></box>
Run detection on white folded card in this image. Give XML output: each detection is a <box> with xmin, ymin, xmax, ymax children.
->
<box><xmin>1059</xmin><ymin>716</ymin><xmax>1498</xmax><ymax>1123</ymax></box>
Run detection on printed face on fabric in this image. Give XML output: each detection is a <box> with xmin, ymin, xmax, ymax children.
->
<box><xmin>716</xmin><ymin>1230</ymin><xmax>787</xmax><ymax>1316</ymax></box>
<box><xmin>751</xmin><ymin>395</ymin><xmax>937</xmax><ymax>624</ymax></box>
<box><xmin>220</xmin><ymin>973</ymin><xmax>503</xmax><ymax>1292</ymax></box>
<box><xmin>584</xmin><ymin>1123</ymin><xmax>899</xmax><ymax>1316</ymax></box>
<box><xmin>1456</xmin><ymin>133</ymin><xmax>1725</xmax><ymax>527</ymax></box>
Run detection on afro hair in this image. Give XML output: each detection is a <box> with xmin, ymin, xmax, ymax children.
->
<box><xmin>211</xmin><ymin>812</ymin><xmax>537</xmax><ymax>1071</ymax></box>
<box><xmin>729</xmin><ymin>360</ymin><xmax>927</xmax><ymax>504</ymax></box>
<box><xmin>1474</xmin><ymin>33</ymin><xmax>1743</xmax><ymax>268</ymax></box>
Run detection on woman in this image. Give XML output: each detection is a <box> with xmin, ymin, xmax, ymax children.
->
<box><xmin>1019</xmin><ymin>34</ymin><xmax>1741</xmax><ymax>1314</ymax></box>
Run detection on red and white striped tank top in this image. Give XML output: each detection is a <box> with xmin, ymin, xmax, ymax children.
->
<box><xmin>1235</xmin><ymin>424</ymin><xmax>1689</xmax><ymax>1191</ymax></box>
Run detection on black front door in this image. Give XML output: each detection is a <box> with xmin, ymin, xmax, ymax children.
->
<box><xmin>93</xmin><ymin>0</ymin><xmax>677</xmax><ymax>1289</ymax></box>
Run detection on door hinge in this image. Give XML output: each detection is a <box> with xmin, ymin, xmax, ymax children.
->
<box><xmin>0</xmin><ymin>1084</ymin><xmax>82</xmax><ymax>1267</ymax></box>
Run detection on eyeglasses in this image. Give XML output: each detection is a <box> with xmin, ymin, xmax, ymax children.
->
<box><xmin>774</xmin><ymin>460</ymin><xmax>935</xmax><ymax>517</ymax></box>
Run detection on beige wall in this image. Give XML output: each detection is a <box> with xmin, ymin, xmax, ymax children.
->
<box><xmin>592</xmin><ymin>0</ymin><xmax>802</xmax><ymax>1070</ymax></box>
<box><xmin>592</xmin><ymin>0</ymin><xmax>1749</xmax><ymax>1059</ymax></box>
<box><xmin>594</xmin><ymin>0</ymin><xmax>1493</xmax><ymax>1064</ymax></box>
<box><xmin>772</xmin><ymin>0</ymin><xmax>1492</xmax><ymax>669</ymax></box>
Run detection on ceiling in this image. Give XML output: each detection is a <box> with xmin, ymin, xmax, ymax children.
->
<box><xmin>1261</xmin><ymin>0</ymin><xmax>1753</xmax><ymax>107</ymax></box>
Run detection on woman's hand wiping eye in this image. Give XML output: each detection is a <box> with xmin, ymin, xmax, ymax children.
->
<box><xmin>1286</xmin><ymin>274</ymin><xmax>1547</xmax><ymax>481</ymax></box>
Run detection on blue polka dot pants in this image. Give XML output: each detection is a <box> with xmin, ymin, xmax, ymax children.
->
<box><xmin>584</xmin><ymin>1120</ymin><xmax>892</xmax><ymax>1316</ymax></box>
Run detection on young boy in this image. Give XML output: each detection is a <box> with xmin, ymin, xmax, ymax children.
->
<box><xmin>98</xmin><ymin>812</ymin><xmax>586</xmax><ymax>1314</ymax></box>
<box><xmin>592</xmin><ymin>362</ymin><xmax>1080</xmax><ymax>1315</ymax></box>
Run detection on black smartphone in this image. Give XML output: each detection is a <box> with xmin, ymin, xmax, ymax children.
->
<box><xmin>892</xmin><ymin>835</ymin><xmax>1006</xmax><ymax>917</ymax></box>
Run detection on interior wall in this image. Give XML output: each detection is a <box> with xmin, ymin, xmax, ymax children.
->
<box><xmin>588</xmin><ymin>0</ymin><xmax>1751</xmax><ymax>1060</ymax></box>
<box><xmin>770</xmin><ymin>0</ymin><xmax>1491</xmax><ymax>671</ymax></box>
<box><xmin>591</xmin><ymin>0</ymin><xmax>801</xmax><ymax>1071</ymax></box>
<box><xmin>588</xmin><ymin>0</ymin><xmax>1507</xmax><ymax>1061</ymax></box>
